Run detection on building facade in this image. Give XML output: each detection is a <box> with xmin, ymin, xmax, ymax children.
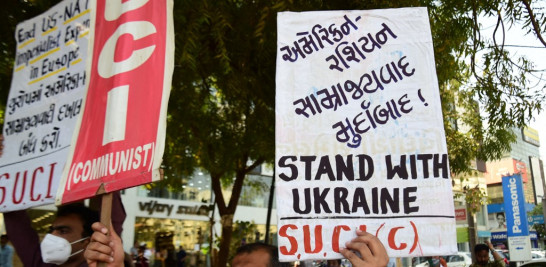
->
<box><xmin>485</xmin><ymin>127</ymin><xmax>544</xmax><ymax>248</ymax></box>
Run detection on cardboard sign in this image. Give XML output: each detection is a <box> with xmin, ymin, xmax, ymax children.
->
<box><xmin>56</xmin><ymin>0</ymin><xmax>174</xmax><ymax>204</ymax></box>
<box><xmin>275</xmin><ymin>8</ymin><xmax>457</xmax><ymax>261</ymax></box>
<box><xmin>0</xmin><ymin>0</ymin><xmax>91</xmax><ymax>211</ymax></box>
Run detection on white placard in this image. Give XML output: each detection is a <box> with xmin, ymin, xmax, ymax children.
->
<box><xmin>275</xmin><ymin>8</ymin><xmax>457</xmax><ymax>261</ymax></box>
<box><xmin>0</xmin><ymin>0</ymin><xmax>90</xmax><ymax>211</ymax></box>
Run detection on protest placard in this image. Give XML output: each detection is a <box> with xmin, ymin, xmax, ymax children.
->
<box><xmin>275</xmin><ymin>8</ymin><xmax>457</xmax><ymax>261</ymax></box>
<box><xmin>56</xmin><ymin>0</ymin><xmax>174</xmax><ymax>205</ymax></box>
<box><xmin>0</xmin><ymin>0</ymin><xmax>90</xmax><ymax>212</ymax></box>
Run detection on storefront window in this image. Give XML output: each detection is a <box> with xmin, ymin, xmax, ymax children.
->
<box><xmin>136</xmin><ymin>169</ymin><xmax>276</xmax><ymax>209</ymax></box>
<box><xmin>238</xmin><ymin>175</ymin><xmax>275</xmax><ymax>208</ymax></box>
<box><xmin>137</xmin><ymin>169</ymin><xmax>212</xmax><ymax>202</ymax></box>
<box><xmin>134</xmin><ymin>217</ymin><xmax>210</xmax><ymax>265</ymax></box>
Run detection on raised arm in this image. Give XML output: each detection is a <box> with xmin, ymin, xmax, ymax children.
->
<box><xmin>4</xmin><ymin>210</ymin><xmax>48</xmax><ymax>267</ymax></box>
<box><xmin>486</xmin><ymin>241</ymin><xmax>503</xmax><ymax>263</ymax></box>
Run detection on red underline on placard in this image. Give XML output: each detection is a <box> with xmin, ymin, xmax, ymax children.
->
<box><xmin>279</xmin><ymin>215</ymin><xmax>455</xmax><ymax>220</ymax></box>
<box><xmin>0</xmin><ymin>145</ymin><xmax>70</xmax><ymax>168</ymax></box>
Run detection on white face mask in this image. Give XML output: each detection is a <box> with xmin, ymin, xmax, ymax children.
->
<box><xmin>40</xmin><ymin>234</ymin><xmax>89</xmax><ymax>265</ymax></box>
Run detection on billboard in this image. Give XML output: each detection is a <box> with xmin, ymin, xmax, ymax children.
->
<box><xmin>530</xmin><ymin>157</ymin><xmax>544</xmax><ymax>204</ymax></box>
<box><xmin>522</xmin><ymin>127</ymin><xmax>539</xmax><ymax>147</ymax></box>
<box><xmin>486</xmin><ymin>158</ymin><xmax>528</xmax><ymax>185</ymax></box>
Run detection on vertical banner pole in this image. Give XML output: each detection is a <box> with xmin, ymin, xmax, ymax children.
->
<box><xmin>98</xmin><ymin>192</ymin><xmax>113</xmax><ymax>267</ymax></box>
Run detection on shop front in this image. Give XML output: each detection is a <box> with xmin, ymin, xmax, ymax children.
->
<box><xmin>491</xmin><ymin>230</ymin><xmax>539</xmax><ymax>248</ymax></box>
<box><xmin>121</xmin><ymin>187</ymin><xmax>215</xmax><ymax>266</ymax></box>
<box><xmin>120</xmin><ymin>180</ymin><xmax>278</xmax><ymax>266</ymax></box>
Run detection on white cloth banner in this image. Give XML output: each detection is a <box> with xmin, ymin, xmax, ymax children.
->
<box><xmin>275</xmin><ymin>8</ymin><xmax>457</xmax><ymax>261</ymax></box>
<box><xmin>0</xmin><ymin>0</ymin><xmax>90</xmax><ymax>212</ymax></box>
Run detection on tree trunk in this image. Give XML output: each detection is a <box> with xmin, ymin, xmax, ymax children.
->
<box><xmin>216</xmin><ymin>214</ymin><xmax>234</xmax><ymax>267</ymax></box>
<box><xmin>467</xmin><ymin>203</ymin><xmax>478</xmax><ymax>260</ymax></box>
<box><xmin>211</xmin><ymin>169</ymin><xmax>247</xmax><ymax>267</ymax></box>
<box><xmin>210</xmin><ymin>159</ymin><xmax>264</xmax><ymax>267</ymax></box>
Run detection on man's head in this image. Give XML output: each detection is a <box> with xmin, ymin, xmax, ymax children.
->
<box><xmin>48</xmin><ymin>203</ymin><xmax>99</xmax><ymax>265</ymax></box>
<box><xmin>232</xmin><ymin>243</ymin><xmax>283</xmax><ymax>267</ymax></box>
<box><xmin>0</xmin><ymin>235</ymin><xmax>8</xmax><ymax>248</ymax></box>
<box><xmin>326</xmin><ymin>259</ymin><xmax>341</xmax><ymax>267</ymax></box>
<box><xmin>474</xmin><ymin>244</ymin><xmax>490</xmax><ymax>266</ymax></box>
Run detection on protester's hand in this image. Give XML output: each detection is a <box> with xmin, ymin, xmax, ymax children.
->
<box><xmin>340</xmin><ymin>229</ymin><xmax>389</xmax><ymax>267</ymax></box>
<box><xmin>85</xmin><ymin>222</ymin><xmax>124</xmax><ymax>267</ymax></box>
<box><xmin>485</xmin><ymin>240</ymin><xmax>494</xmax><ymax>250</ymax></box>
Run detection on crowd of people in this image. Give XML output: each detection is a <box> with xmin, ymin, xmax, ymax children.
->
<box><xmin>0</xmin><ymin>138</ymin><xmax>508</xmax><ymax>267</ymax></box>
<box><xmin>127</xmin><ymin>242</ymin><xmax>186</xmax><ymax>267</ymax></box>
<box><xmin>0</xmin><ymin>198</ymin><xmax>508</xmax><ymax>267</ymax></box>
<box><xmin>84</xmin><ymin>222</ymin><xmax>390</xmax><ymax>267</ymax></box>
<box><xmin>0</xmin><ymin>189</ymin><xmax>390</xmax><ymax>267</ymax></box>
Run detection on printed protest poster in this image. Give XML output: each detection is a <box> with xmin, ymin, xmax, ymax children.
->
<box><xmin>275</xmin><ymin>8</ymin><xmax>457</xmax><ymax>261</ymax></box>
<box><xmin>56</xmin><ymin>0</ymin><xmax>174</xmax><ymax>204</ymax></box>
<box><xmin>0</xmin><ymin>0</ymin><xmax>91</xmax><ymax>212</ymax></box>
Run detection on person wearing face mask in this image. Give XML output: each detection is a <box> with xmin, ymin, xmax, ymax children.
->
<box><xmin>0</xmin><ymin>136</ymin><xmax>128</xmax><ymax>267</ymax></box>
<box><xmin>85</xmin><ymin>226</ymin><xmax>389</xmax><ymax>267</ymax></box>
<box><xmin>3</xmin><ymin>192</ymin><xmax>126</xmax><ymax>267</ymax></box>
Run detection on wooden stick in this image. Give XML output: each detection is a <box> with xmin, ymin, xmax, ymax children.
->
<box><xmin>98</xmin><ymin>192</ymin><xmax>113</xmax><ymax>267</ymax></box>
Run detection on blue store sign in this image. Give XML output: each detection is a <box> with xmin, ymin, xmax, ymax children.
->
<box><xmin>491</xmin><ymin>231</ymin><xmax>537</xmax><ymax>242</ymax></box>
<box><xmin>528</xmin><ymin>215</ymin><xmax>545</xmax><ymax>225</ymax></box>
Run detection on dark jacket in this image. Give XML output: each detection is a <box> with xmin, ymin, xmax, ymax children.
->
<box><xmin>4</xmin><ymin>191</ymin><xmax>126</xmax><ymax>267</ymax></box>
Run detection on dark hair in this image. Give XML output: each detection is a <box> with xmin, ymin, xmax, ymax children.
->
<box><xmin>56</xmin><ymin>203</ymin><xmax>99</xmax><ymax>237</ymax></box>
<box><xmin>474</xmin><ymin>244</ymin><xmax>489</xmax><ymax>254</ymax></box>
<box><xmin>0</xmin><ymin>235</ymin><xmax>7</xmax><ymax>239</ymax></box>
<box><xmin>235</xmin><ymin>242</ymin><xmax>290</xmax><ymax>267</ymax></box>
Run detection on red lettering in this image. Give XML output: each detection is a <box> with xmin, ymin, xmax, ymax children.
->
<box><xmin>30</xmin><ymin>167</ymin><xmax>44</xmax><ymax>201</ymax></box>
<box><xmin>410</xmin><ymin>221</ymin><xmax>419</xmax><ymax>253</ymax></box>
<box><xmin>279</xmin><ymin>224</ymin><xmax>298</xmax><ymax>255</ymax></box>
<box><xmin>388</xmin><ymin>227</ymin><xmax>407</xmax><ymax>250</ymax></box>
<box><xmin>0</xmin><ymin>173</ymin><xmax>8</xmax><ymax>205</ymax></box>
<box><xmin>46</xmin><ymin>163</ymin><xmax>57</xmax><ymax>198</ymax></box>
<box><xmin>376</xmin><ymin>223</ymin><xmax>385</xmax><ymax>236</ymax></box>
<box><xmin>359</xmin><ymin>225</ymin><xmax>367</xmax><ymax>232</ymax></box>
<box><xmin>332</xmin><ymin>225</ymin><xmax>350</xmax><ymax>252</ymax></box>
<box><xmin>303</xmin><ymin>225</ymin><xmax>323</xmax><ymax>253</ymax></box>
<box><xmin>12</xmin><ymin>171</ymin><xmax>27</xmax><ymax>204</ymax></box>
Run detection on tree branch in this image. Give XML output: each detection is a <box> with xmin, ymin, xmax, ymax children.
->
<box><xmin>521</xmin><ymin>0</ymin><xmax>546</xmax><ymax>47</ymax></box>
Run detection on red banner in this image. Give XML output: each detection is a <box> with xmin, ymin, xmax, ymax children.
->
<box><xmin>56</xmin><ymin>0</ymin><xmax>174</xmax><ymax>204</ymax></box>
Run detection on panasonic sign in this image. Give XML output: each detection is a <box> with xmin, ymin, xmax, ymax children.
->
<box><xmin>502</xmin><ymin>175</ymin><xmax>529</xmax><ymax>236</ymax></box>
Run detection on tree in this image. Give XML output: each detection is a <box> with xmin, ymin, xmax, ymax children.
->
<box><xmin>529</xmin><ymin>204</ymin><xmax>546</xmax><ymax>239</ymax></box>
<box><xmin>168</xmin><ymin>1</ymin><xmax>545</xmax><ymax>265</ymax></box>
<box><xmin>1</xmin><ymin>0</ymin><xmax>545</xmax><ymax>266</ymax></box>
